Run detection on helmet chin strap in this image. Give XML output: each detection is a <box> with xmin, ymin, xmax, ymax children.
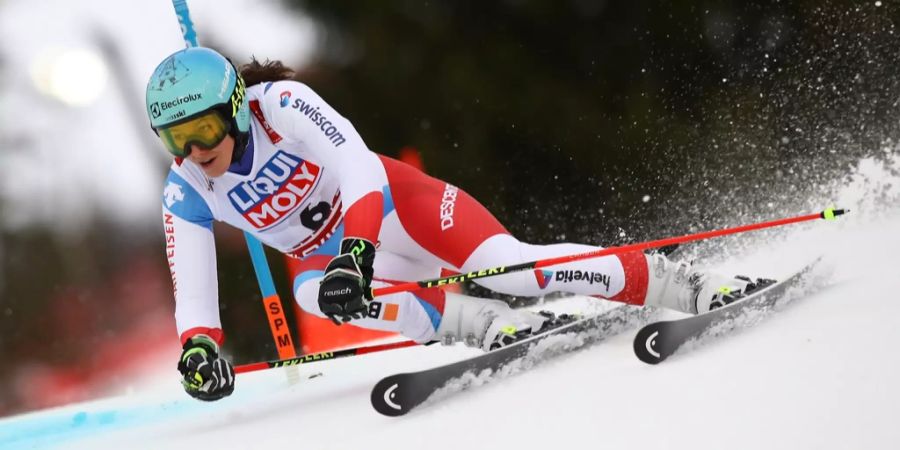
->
<box><xmin>230</xmin><ymin>126</ymin><xmax>250</xmax><ymax>163</ymax></box>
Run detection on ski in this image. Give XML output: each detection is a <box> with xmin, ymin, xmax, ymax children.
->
<box><xmin>370</xmin><ymin>305</ymin><xmax>653</xmax><ymax>417</ymax></box>
<box><xmin>633</xmin><ymin>258</ymin><xmax>822</xmax><ymax>364</ymax></box>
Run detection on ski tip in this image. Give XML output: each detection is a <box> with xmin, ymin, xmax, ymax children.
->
<box><xmin>371</xmin><ymin>376</ymin><xmax>411</xmax><ymax>417</ymax></box>
<box><xmin>633</xmin><ymin>324</ymin><xmax>666</xmax><ymax>365</ymax></box>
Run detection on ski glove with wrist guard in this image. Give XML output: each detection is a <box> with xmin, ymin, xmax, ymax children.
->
<box><xmin>318</xmin><ymin>238</ymin><xmax>376</xmax><ymax>325</ymax></box>
<box><xmin>177</xmin><ymin>334</ymin><xmax>235</xmax><ymax>401</ymax></box>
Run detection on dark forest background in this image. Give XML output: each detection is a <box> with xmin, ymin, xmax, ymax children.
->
<box><xmin>2</xmin><ymin>0</ymin><xmax>898</xmax><ymax>415</ymax></box>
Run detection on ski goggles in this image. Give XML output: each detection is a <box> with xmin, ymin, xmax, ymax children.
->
<box><xmin>155</xmin><ymin>110</ymin><xmax>231</xmax><ymax>158</ymax></box>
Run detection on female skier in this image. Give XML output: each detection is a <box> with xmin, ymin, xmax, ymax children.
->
<box><xmin>147</xmin><ymin>47</ymin><xmax>748</xmax><ymax>401</ymax></box>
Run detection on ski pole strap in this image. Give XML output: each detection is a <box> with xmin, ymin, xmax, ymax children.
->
<box><xmin>371</xmin><ymin>207</ymin><xmax>848</xmax><ymax>298</ymax></box>
<box><xmin>234</xmin><ymin>340</ymin><xmax>427</xmax><ymax>374</ymax></box>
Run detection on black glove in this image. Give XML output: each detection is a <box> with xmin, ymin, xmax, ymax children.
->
<box><xmin>177</xmin><ymin>334</ymin><xmax>235</xmax><ymax>401</ymax></box>
<box><xmin>318</xmin><ymin>238</ymin><xmax>376</xmax><ymax>325</ymax></box>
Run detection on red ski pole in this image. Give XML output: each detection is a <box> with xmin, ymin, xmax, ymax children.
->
<box><xmin>235</xmin><ymin>340</ymin><xmax>429</xmax><ymax>374</ymax></box>
<box><xmin>372</xmin><ymin>208</ymin><xmax>847</xmax><ymax>297</ymax></box>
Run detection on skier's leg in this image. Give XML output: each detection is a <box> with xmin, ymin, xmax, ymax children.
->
<box><xmin>464</xmin><ymin>235</ymin><xmax>753</xmax><ymax>314</ymax></box>
<box><xmin>370</xmin><ymin>156</ymin><xmax>551</xmax><ymax>348</ymax></box>
<box><xmin>461</xmin><ymin>234</ymin><xmax>633</xmax><ymax>299</ymax></box>
<box><xmin>377</xmin><ymin>155</ymin><xmax>640</xmax><ymax>301</ymax></box>
<box><xmin>376</xmin><ymin>154</ymin><xmax>746</xmax><ymax>316</ymax></box>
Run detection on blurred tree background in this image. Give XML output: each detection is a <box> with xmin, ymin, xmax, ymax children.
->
<box><xmin>1</xmin><ymin>0</ymin><xmax>899</xmax><ymax>416</ymax></box>
<box><xmin>289</xmin><ymin>0</ymin><xmax>899</xmax><ymax>239</ymax></box>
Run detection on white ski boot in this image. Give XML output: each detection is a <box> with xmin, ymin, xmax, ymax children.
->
<box><xmin>643</xmin><ymin>253</ymin><xmax>752</xmax><ymax>314</ymax></box>
<box><xmin>433</xmin><ymin>293</ymin><xmax>550</xmax><ymax>351</ymax></box>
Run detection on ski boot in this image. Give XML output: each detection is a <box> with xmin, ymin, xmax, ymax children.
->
<box><xmin>692</xmin><ymin>273</ymin><xmax>780</xmax><ymax>313</ymax></box>
<box><xmin>700</xmin><ymin>275</ymin><xmax>777</xmax><ymax>311</ymax></box>
<box><xmin>433</xmin><ymin>293</ymin><xmax>552</xmax><ymax>351</ymax></box>
<box><xmin>484</xmin><ymin>311</ymin><xmax>585</xmax><ymax>350</ymax></box>
<box><xmin>643</xmin><ymin>253</ymin><xmax>776</xmax><ymax>314</ymax></box>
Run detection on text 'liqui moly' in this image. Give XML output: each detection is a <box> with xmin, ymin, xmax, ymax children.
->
<box><xmin>228</xmin><ymin>150</ymin><xmax>321</xmax><ymax>229</ymax></box>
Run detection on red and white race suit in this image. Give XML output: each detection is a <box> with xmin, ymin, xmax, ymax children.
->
<box><xmin>162</xmin><ymin>80</ymin><xmax>650</xmax><ymax>345</ymax></box>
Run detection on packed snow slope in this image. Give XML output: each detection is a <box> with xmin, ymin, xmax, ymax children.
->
<box><xmin>2</xmin><ymin>155</ymin><xmax>899</xmax><ymax>450</ymax></box>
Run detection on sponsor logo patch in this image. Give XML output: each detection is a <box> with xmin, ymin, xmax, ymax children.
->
<box><xmin>424</xmin><ymin>267</ymin><xmax>507</xmax><ymax>288</ymax></box>
<box><xmin>164</xmin><ymin>182</ymin><xmax>185</xmax><ymax>208</ymax></box>
<box><xmin>534</xmin><ymin>269</ymin><xmax>611</xmax><ymax>291</ymax></box>
<box><xmin>440</xmin><ymin>183</ymin><xmax>458</xmax><ymax>231</ymax></box>
<box><xmin>218</xmin><ymin>62</ymin><xmax>233</xmax><ymax>100</ymax></box>
<box><xmin>227</xmin><ymin>150</ymin><xmax>321</xmax><ymax>229</ymax></box>
<box><xmin>280</xmin><ymin>91</ymin><xmax>292</xmax><ymax>107</ymax></box>
<box><xmin>229</xmin><ymin>76</ymin><xmax>245</xmax><ymax>117</ymax></box>
<box><xmin>368</xmin><ymin>302</ymin><xmax>399</xmax><ymax>322</ymax></box>
<box><xmin>150</xmin><ymin>93</ymin><xmax>202</xmax><ymax>122</ymax></box>
<box><xmin>289</xmin><ymin>94</ymin><xmax>347</xmax><ymax>147</ymax></box>
<box><xmin>164</xmin><ymin>214</ymin><xmax>178</xmax><ymax>296</ymax></box>
<box><xmin>534</xmin><ymin>269</ymin><xmax>553</xmax><ymax>289</ymax></box>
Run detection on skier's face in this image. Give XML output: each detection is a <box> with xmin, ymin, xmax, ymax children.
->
<box><xmin>188</xmin><ymin>134</ymin><xmax>234</xmax><ymax>178</ymax></box>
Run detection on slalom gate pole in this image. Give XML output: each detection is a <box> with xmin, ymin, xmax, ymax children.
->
<box><xmin>373</xmin><ymin>208</ymin><xmax>848</xmax><ymax>297</ymax></box>
<box><xmin>234</xmin><ymin>340</ymin><xmax>428</xmax><ymax>375</ymax></box>
<box><xmin>169</xmin><ymin>0</ymin><xmax>298</xmax><ymax>360</ymax></box>
<box><xmin>244</xmin><ymin>235</ymin><xmax>298</xmax><ymax>359</ymax></box>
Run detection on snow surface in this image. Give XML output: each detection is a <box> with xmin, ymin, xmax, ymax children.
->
<box><xmin>3</xmin><ymin>155</ymin><xmax>900</xmax><ymax>449</ymax></box>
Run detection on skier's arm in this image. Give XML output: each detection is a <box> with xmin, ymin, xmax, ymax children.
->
<box><xmin>163</xmin><ymin>170</ymin><xmax>235</xmax><ymax>401</ymax></box>
<box><xmin>162</xmin><ymin>170</ymin><xmax>223</xmax><ymax>345</ymax></box>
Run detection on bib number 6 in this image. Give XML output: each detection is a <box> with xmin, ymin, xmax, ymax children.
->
<box><xmin>300</xmin><ymin>201</ymin><xmax>332</xmax><ymax>232</ymax></box>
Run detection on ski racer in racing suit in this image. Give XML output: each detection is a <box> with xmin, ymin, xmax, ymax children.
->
<box><xmin>147</xmin><ymin>47</ymin><xmax>747</xmax><ymax>401</ymax></box>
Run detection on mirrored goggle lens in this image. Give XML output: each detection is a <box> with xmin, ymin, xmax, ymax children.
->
<box><xmin>157</xmin><ymin>111</ymin><xmax>229</xmax><ymax>157</ymax></box>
